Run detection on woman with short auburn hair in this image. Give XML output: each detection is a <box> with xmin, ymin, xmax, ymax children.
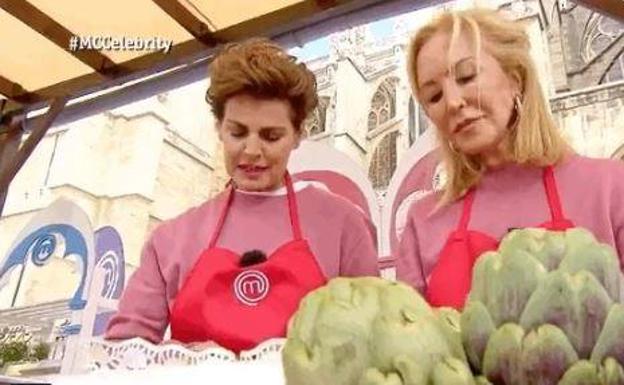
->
<box><xmin>106</xmin><ymin>38</ymin><xmax>379</xmax><ymax>352</ymax></box>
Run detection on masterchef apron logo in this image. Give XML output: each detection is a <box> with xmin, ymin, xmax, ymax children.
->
<box><xmin>233</xmin><ymin>270</ymin><xmax>270</xmax><ymax>306</ymax></box>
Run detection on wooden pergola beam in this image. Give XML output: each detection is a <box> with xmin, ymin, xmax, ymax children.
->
<box><xmin>1</xmin><ymin>0</ymin><xmax>366</xmax><ymax>117</ymax></box>
<box><xmin>573</xmin><ymin>0</ymin><xmax>624</xmax><ymax>22</ymax></box>
<box><xmin>0</xmin><ymin>75</ymin><xmax>27</xmax><ymax>100</ymax></box>
<box><xmin>152</xmin><ymin>0</ymin><xmax>221</xmax><ymax>46</ymax></box>
<box><xmin>0</xmin><ymin>128</ymin><xmax>21</xmax><ymax>216</ymax></box>
<box><xmin>0</xmin><ymin>96</ymin><xmax>68</xmax><ymax>217</ymax></box>
<box><xmin>0</xmin><ymin>38</ymin><xmax>209</xmax><ymax>124</ymax></box>
<box><xmin>0</xmin><ymin>0</ymin><xmax>121</xmax><ymax>76</ymax></box>
<box><xmin>315</xmin><ymin>0</ymin><xmax>339</xmax><ymax>9</ymax></box>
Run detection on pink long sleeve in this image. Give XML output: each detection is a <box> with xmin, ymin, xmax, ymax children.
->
<box><xmin>104</xmin><ymin>182</ymin><xmax>379</xmax><ymax>342</ymax></box>
<box><xmin>339</xmin><ymin>210</ymin><xmax>379</xmax><ymax>277</ymax></box>
<box><xmin>395</xmin><ymin>154</ymin><xmax>624</xmax><ymax>293</ymax></box>
<box><xmin>396</xmin><ymin>204</ymin><xmax>427</xmax><ymax>294</ymax></box>
<box><xmin>608</xmin><ymin>159</ymin><xmax>624</xmax><ymax>264</ymax></box>
<box><xmin>105</xmin><ymin>235</ymin><xmax>169</xmax><ymax>343</ymax></box>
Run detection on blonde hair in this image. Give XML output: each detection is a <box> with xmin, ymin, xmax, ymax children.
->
<box><xmin>406</xmin><ymin>8</ymin><xmax>569</xmax><ymax>205</ymax></box>
<box><xmin>206</xmin><ymin>38</ymin><xmax>318</xmax><ymax>130</ymax></box>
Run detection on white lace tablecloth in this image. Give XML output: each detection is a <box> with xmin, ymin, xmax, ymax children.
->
<box><xmin>46</xmin><ymin>338</ymin><xmax>287</xmax><ymax>385</ymax></box>
<box><xmin>47</xmin><ymin>360</ymin><xmax>285</xmax><ymax>385</ymax></box>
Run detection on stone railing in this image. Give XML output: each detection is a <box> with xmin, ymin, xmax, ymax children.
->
<box><xmin>550</xmin><ymin>80</ymin><xmax>624</xmax><ymax>112</ymax></box>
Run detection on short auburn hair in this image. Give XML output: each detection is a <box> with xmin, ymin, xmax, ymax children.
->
<box><xmin>206</xmin><ymin>38</ymin><xmax>318</xmax><ymax>131</ymax></box>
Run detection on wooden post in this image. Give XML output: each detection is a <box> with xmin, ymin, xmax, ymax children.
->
<box><xmin>0</xmin><ymin>97</ymin><xmax>68</xmax><ymax>217</ymax></box>
<box><xmin>0</xmin><ymin>127</ymin><xmax>22</xmax><ymax>217</ymax></box>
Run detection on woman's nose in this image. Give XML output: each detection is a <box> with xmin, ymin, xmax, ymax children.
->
<box><xmin>444</xmin><ymin>83</ymin><xmax>466</xmax><ymax>113</ymax></box>
<box><xmin>243</xmin><ymin>135</ymin><xmax>262</xmax><ymax>157</ymax></box>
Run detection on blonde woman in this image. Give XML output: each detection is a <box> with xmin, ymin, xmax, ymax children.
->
<box><xmin>396</xmin><ymin>8</ymin><xmax>624</xmax><ymax>309</ymax></box>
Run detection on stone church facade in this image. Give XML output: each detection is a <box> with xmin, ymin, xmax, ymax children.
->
<box><xmin>302</xmin><ymin>0</ymin><xmax>624</xmax><ymax>199</ymax></box>
<box><xmin>0</xmin><ymin>0</ymin><xmax>621</xmax><ymax>362</ymax></box>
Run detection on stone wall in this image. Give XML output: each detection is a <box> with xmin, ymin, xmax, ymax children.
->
<box><xmin>552</xmin><ymin>81</ymin><xmax>624</xmax><ymax>157</ymax></box>
<box><xmin>0</xmin><ymin>105</ymin><xmax>217</xmax><ymax>308</ymax></box>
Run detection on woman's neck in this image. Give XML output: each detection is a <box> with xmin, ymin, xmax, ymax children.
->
<box><xmin>479</xmin><ymin>147</ymin><xmax>510</xmax><ymax>170</ymax></box>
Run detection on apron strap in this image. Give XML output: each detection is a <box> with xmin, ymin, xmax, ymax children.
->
<box><xmin>457</xmin><ymin>188</ymin><xmax>476</xmax><ymax>232</ymax></box>
<box><xmin>542</xmin><ymin>165</ymin><xmax>566</xmax><ymax>223</ymax></box>
<box><xmin>209</xmin><ymin>172</ymin><xmax>303</xmax><ymax>248</ymax></box>
<box><xmin>284</xmin><ymin>172</ymin><xmax>303</xmax><ymax>240</ymax></box>
<box><xmin>208</xmin><ymin>184</ymin><xmax>236</xmax><ymax>249</ymax></box>
<box><xmin>455</xmin><ymin>164</ymin><xmax>567</xmax><ymax>232</ymax></box>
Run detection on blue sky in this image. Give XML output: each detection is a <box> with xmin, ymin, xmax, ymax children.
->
<box><xmin>369</xmin><ymin>18</ymin><xmax>396</xmax><ymax>41</ymax></box>
<box><xmin>287</xmin><ymin>6</ymin><xmax>431</xmax><ymax>61</ymax></box>
<box><xmin>289</xmin><ymin>16</ymin><xmax>399</xmax><ymax>61</ymax></box>
<box><xmin>289</xmin><ymin>38</ymin><xmax>330</xmax><ymax>61</ymax></box>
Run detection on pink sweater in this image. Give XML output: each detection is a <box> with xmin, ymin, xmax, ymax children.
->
<box><xmin>396</xmin><ymin>155</ymin><xmax>624</xmax><ymax>293</ymax></box>
<box><xmin>106</xmin><ymin>182</ymin><xmax>379</xmax><ymax>343</ymax></box>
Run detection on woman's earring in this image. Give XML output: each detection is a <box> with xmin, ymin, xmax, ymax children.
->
<box><xmin>510</xmin><ymin>94</ymin><xmax>523</xmax><ymax>130</ymax></box>
<box><xmin>514</xmin><ymin>95</ymin><xmax>522</xmax><ymax>115</ymax></box>
<box><xmin>448</xmin><ymin>140</ymin><xmax>459</xmax><ymax>154</ymax></box>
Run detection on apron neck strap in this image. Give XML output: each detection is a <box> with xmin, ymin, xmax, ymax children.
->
<box><xmin>457</xmin><ymin>188</ymin><xmax>476</xmax><ymax>232</ymax></box>
<box><xmin>208</xmin><ymin>172</ymin><xmax>302</xmax><ymax>249</ymax></box>
<box><xmin>542</xmin><ymin>165</ymin><xmax>566</xmax><ymax>223</ymax></box>
<box><xmin>455</xmin><ymin>164</ymin><xmax>566</xmax><ymax>232</ymax></box>
<box><xmin>284</xmin><ymin>172</ymin><xmax>303</xmax><ymax>240</ymax></box>
<box><xmin>208</xmin><ymin>183</ymin><xmax>236</xmax><ymax>249</ymax></box>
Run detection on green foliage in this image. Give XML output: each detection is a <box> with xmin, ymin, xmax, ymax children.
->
<box><xmin>30</xmin><ymin>342</ymin><xmax>50</xmax><ymax>361</ymax></box>
<box><xmin>0</xmin><ymin>340</ymin><xmax>28</xmax><ymax>365</ymax></box>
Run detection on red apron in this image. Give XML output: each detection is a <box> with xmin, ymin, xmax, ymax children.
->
<box><xmin>170</xmin><ymin>173</ymin><xmax>327</xmax><ymax>353</ymax></box>
<box><xmin>426</xmin><ymin>166</ymin><xmax>574</xmax><ymax>309</ymax></box>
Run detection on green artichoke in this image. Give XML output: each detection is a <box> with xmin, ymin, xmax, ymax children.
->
<box><xmin>462</xmin><ymin>227</ymin><xmax>624</xmax><ymax>385</ymax></box>
<box><xmin>282</xmin><ymin>277</ymin><xmax>473</xmax><ymax>385</ymax></box>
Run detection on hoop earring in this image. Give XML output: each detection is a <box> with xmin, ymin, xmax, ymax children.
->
<box><xmin>448</xmin><ymin>140</ymin><xmax>459</xmax><ymax>154</ymax></box>
<box><xmin>510</xmin><ymin>94</ymin><xmax>523</xmax><ymax>130</ymax></box>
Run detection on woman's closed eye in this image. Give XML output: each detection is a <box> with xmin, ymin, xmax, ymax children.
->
<box><xmin>429</xmin><ymin>91</ymin><xmax>443</xmax><ymax>104</ymax></box>
<box><xmin>225</xmin><ymin>122</ymin><xmax>248</xmax><ymax>138</ymax></box>
<box><xmin>260</xmin><ymin>129</ymin><xmax>284</xmax><ymax>142</ymax></box>
<box><xmin>457</xmin><ymin>73</ymin><xmax>476</xmax><ymax>84</ymax></box>
<box><xmin>230</xmin><ymin>129</ymin><xmax>247</xmax><ymax>138</ymax></box>
<box><xmin>455</xmin><ymin>59</ymin><xmax>477</xmax><ymax>85</ymax></box>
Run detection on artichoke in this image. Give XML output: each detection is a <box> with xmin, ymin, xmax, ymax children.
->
<box><xmin>282</xmin><ymin>277</ymin><xmax>473</xmax><ymax>385</ymax></box>
<box><xmin>462</xmin><ymin>227</ymin><xmax>624</xmax><ymax>385</ymax></box>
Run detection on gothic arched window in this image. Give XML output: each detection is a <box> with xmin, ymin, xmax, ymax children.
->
<box><xmin>584</xmin><ymin>14</ymin><xmax>624</xmax><ymax>83</ymax></box>
<box><xmin>368</xmin><ymin>131</ymin><xmax>399</xmax><ymax>190</ymax></box>
<box><xmin>367</xmin><ymin>77</ymin><xmax>399</xmax><ymax>132</ymax></box>
<box><xmin>305</xmin><ymin>96</ymin><xmax>330</xmax><ymax>136</ymax></box>
<box><xmin>604</xmin><ymin>52</ymin><xmax>624</xmax><ymax>84</ymax></box>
